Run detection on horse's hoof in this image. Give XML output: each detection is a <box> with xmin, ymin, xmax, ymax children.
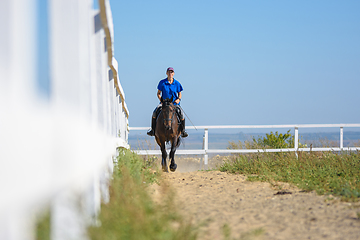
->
<box><xmin>162</xmin><ymin>166</ymin><xmax>169</xmax><ymax>172</ymax></box>
<box><xmin>170</xmin><ymin>163</ymin><xmax>177</xmax><ymax>172</ymax></box>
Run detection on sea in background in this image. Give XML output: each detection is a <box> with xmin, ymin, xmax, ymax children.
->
<box><xmin>129</xmin><ymin>129</ymin><xmax>360</xmax><ymax>150</ymax></box>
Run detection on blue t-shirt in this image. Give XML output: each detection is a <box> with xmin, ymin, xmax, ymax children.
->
<box><xmin>157</xmin><ymin>78</ymin><xmax>183</xmax><ymax>105</ymax></box>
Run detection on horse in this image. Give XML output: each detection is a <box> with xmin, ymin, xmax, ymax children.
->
<box><xmin>155</xmin><ymin>97</ymin><xmax>181</xmax><ymax>172</ymax></box>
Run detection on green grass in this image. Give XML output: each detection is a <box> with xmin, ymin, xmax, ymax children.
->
<box><xmin>36</xmin><ymin>149</ymin><xmax>197</xmax><ymax>240</ymax></box>
<box><xmin>87</xmin><ymin>148</ymin><xmax>198</xmax><ymax>240</ymax></box>
<box><xmin>219</xmin><ymin>151</ymin><xmax>360</xmax><ymax>202</ymax></box>
<box><xmin>36</xmin><ymin>210</ymin><xmax>51</xmax><ymax>240</ymax></box>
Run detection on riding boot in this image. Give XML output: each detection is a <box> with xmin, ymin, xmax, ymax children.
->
<box><xmin>180</xmin><ymin>119</ymin><xmax>188</xmax><ymax>138</ymax></box>
<box><xmin>147</xmin><ymin>117</ymin><xmax>156</xmax><ymax>136</ymax></box>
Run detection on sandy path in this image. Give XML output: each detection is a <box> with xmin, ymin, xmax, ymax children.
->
<box><xmin>152</xmin><ymin>169</ymin><xmax>360</xmax><ymax>240</ymax></box>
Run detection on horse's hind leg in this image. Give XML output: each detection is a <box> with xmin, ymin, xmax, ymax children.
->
<box><xmin>169</xmin><ymin>141</ymin><xmax>177</xmax><ymax>172</ymax></box>
<box><xmin>160</xmin><ymin>144</ymin><xmax>168</xmax><ymax>172</ymax></box>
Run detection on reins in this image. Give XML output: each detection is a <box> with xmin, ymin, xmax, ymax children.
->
<box><xmin>177</xmin><ymin>105</ymin><xmax>197</xmax><ymax>131</ymax></box>
<box><xmin>161</xmin><ymin>101</ymin><xmax>176</xmax><ymax>128</ymax></box>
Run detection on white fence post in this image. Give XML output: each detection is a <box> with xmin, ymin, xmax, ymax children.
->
<box><xmin>51</xmin><ymin>190</ymin><xmax>88</xmax><ymax>240</ymax></box>
<box><xmin>340</xmin><ymin>127</ymin><xmax>344</xmax><ymax>150</ymax></box>
<box><xmin>204</xmin><ymin>128</ymin><xmax>209</xmax><ymax>169</ymax></box>
<box><xmin>200</xmin><ymin>135</ymin><xmax>204</xmax><ymax>170</ymax></box>
<box><xmin>294</xmin><ymin>127</ymin><xmax>299</xmax><ymax>150</ymax></box>
<box><xmin>0</xmin><ymin>0</ymin><xmax>44</xmax><ymax>239</ymax></box>
<box><xmin>294</xmin><ymin>127</ymin><xmax>299</xmax><ymax>157</ymax></box>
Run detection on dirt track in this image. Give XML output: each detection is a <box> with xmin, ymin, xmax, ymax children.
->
<box><xmin>150</xmin><ymin>158</ymin><xmax>360</xmax><ymax>240</ymax></box>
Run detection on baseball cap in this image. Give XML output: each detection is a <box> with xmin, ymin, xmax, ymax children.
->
<box><xmin>167</xmin><ymin>67</ymin><xmax>174</xmax><ymax>72</ymax></box>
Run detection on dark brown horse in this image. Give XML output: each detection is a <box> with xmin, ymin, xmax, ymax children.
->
<box><xmin>155</xmin><ymin>97</ymin><xmax>181</xmax><ymax>172</ymax></box>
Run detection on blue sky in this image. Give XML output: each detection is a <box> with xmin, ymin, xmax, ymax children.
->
<box><xmin>109</xmin><ymin>0</ymin><xmax>360</xmax><ymax>128</ymax></box>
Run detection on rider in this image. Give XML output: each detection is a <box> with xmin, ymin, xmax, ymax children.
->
<box><xmin>147</xmin><ymin>67</ymin><xmax>188</xmax><ymax>138</ymax></box>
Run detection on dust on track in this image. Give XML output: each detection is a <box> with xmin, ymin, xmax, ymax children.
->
<box><xmin>149</xmin><ymin>157</ymin><xmax>360</xmax><ymax>240</ymax></box>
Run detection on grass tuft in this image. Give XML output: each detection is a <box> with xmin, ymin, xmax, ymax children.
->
<box><xmin>36</xmin><ymin>210</ymin><xmax>51</xmax><ymax>240</ymax></box>
<box><xmin>239</xmin><ymin>227</ymin><xmax>265</xmax><ymax>240</ymax></box>
<box><xmin>219</xmin><ymin>151</ymin><xmax>360</xmax><ymax>202</ymax></box>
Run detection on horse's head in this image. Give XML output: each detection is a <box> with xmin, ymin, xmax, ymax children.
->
<box><xmin>161</xmin><ymin>97</ymin><xmax>175</xmax><ymax>131</ymax></box>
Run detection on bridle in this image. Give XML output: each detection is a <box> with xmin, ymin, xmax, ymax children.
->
<box><xmin>162</xmin><ymin>101</ymin><xmax>175</xmax><ymax>129</ymax></box>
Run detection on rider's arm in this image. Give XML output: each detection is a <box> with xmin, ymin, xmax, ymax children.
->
<box><xmin>157</xmin><ymin>89</ymin><xmax>162</xmax><ymax>101</ymax></box>
<box><xmin>175</xmin><ymin>92</ymin><xmax>182</xmax><ymax>104</ymax></box>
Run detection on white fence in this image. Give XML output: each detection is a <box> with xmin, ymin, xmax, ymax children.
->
<box><xmin>130</xmin><ymin>124</ymin><xmax>360</xmax><ymax>167</ymax></box>
<box><xmin>0</xmin><ymin>0</ymin><xmax>128</xmax><ymax>239</ymax></box>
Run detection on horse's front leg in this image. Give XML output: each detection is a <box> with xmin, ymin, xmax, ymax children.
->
<box><xmin>169</xmin><ymin>139</ymin><xmax>178</xmax><ymax>172</ymax></box>
<box><xmin>160</xmin><ymin>144</ymin><xmax>168</xmax><ymax>172</ymax></box>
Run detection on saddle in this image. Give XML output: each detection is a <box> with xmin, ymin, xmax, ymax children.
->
<box><xmin>156</xmin><ymin>106</ymin><xmax>181</xmax><ymax>123</ymax></box>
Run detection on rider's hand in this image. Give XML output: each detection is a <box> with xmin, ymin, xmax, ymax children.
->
<box><xmin>175</xmin><ymin>98</ymin><xmax>180</xmax><ymax>104</ymax></box>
